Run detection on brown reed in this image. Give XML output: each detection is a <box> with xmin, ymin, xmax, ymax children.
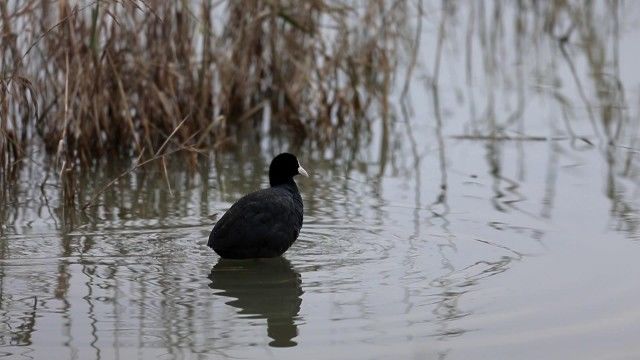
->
<box><xmin>1</xmin><ymin>0</ymin><xmax>411</xmax><ymax>177</ymax></box>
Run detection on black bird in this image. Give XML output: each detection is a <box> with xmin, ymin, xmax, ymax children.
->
<box><xmin>208</xmin><ymin>153</ymin><xmax>308</xmax><ymax>258</ymax></box>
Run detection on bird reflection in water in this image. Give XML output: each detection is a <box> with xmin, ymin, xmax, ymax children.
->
<box><xmin>208</xmin><ymin>257</ymin><xmax>303</xmax><ymax>347</ymax></box>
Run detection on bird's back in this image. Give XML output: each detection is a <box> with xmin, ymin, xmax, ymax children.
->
<box><xmin>208</xmin><ymin>184</ymin><xmax>303</xmax><ymax>258</ymax></box>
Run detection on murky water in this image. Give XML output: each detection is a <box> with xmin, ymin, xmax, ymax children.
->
<box><xmin>3</xmin><ymin>2</ymin><xmax>640</xmax><ymax>359</ymax></box>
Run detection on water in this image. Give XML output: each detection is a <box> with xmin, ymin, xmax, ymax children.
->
<box><xmin>3</xmin><ymin>1</ymin><xmax>640</xmax><ymax>359</ymax></box>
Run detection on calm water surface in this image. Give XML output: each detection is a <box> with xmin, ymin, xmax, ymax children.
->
<box><xmin>3</xmin><ymin>2</ymin><xmax>640</xmax><ymax>359</ymax></box>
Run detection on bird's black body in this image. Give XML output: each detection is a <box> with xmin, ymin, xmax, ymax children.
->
<box><xmin>208</xmin><ymin>153</ymin><xmax>306</xmax><ymax>259</ymax></box>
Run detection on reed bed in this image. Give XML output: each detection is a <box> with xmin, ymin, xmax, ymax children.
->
<box><xmin>1</xmin><ymin>0</ymin><xmax>636</xmax><ymax>209</ymax></box>
<box><xmin>1</xmin><ymin>0</ymin><xmax>412</xmax><ymax>175</ymax></box>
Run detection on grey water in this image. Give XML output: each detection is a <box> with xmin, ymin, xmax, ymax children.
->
<box><xmin>3</xmin><ymin>2</ymin><xmax>640</xmax><ymax>359</ymax></box>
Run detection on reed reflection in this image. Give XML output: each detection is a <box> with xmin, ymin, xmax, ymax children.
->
<box><xmin>208</xmin><ymin>257</ymin><xmax>303</xmax><ymax>348</ymax></box>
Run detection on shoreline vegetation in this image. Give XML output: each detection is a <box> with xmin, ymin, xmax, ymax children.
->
<box><xmin>2</xmin><ymin>0</ymin><xmax>410</xmax><ymax>172</ymax></box>
<box><xmin>1</xmin><ymin>1</ymin><xmax>637</xmax><ymax>211</ymax></box>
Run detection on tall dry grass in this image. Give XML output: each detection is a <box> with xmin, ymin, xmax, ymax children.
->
<box><xmin>1</xmin><ymin>0</ymin><xmax>412</xmax><ymax>176</ymax></box>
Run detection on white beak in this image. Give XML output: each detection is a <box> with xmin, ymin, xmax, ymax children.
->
<box><xmin>298</xmin><ymin>165</ymin><xmax>309</xmax><ymax>177</ymax></box>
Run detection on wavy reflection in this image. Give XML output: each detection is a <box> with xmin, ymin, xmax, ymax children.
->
<box><xmin>208</xmin><ymin>257</ymin><xmax>303</xmax><ymax>348</ymax></box>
